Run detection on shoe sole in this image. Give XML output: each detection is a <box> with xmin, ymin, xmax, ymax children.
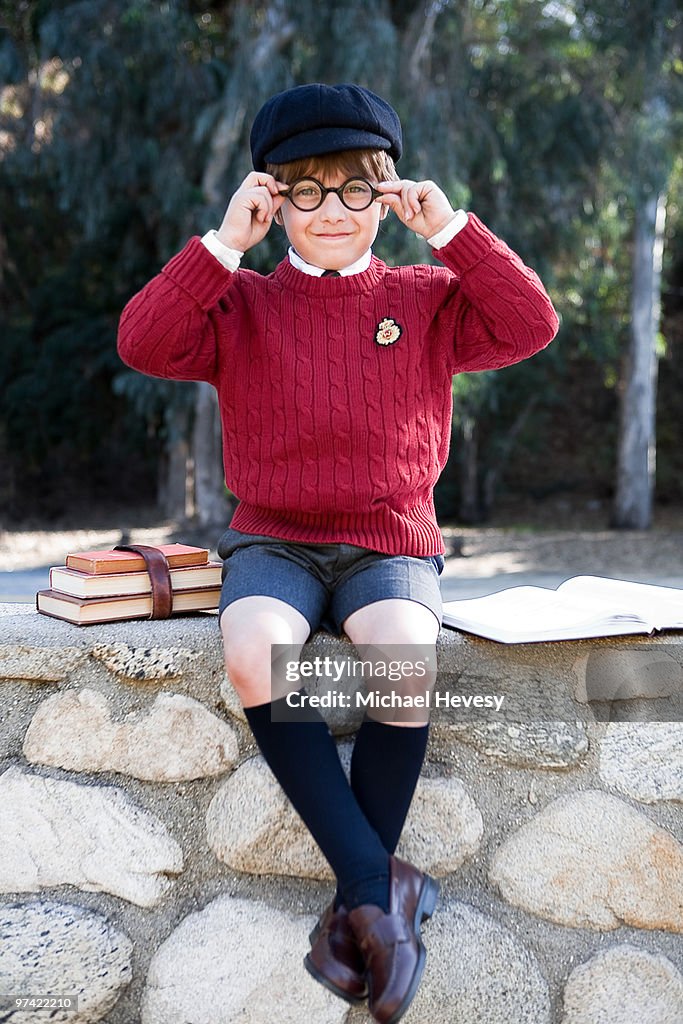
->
<box><xmin>380</xmin><ymin>873</ymin><xmax>440</xmax><ymax>1024</ymax></box>
<box><xmin>303</xmin><ymin>952</ymin><xmax>368</xmax><ymax>1005</ymax></box>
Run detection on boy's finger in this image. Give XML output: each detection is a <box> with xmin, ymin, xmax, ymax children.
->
<box><xmin>404</xmin><ymin>184</ymin><xmax>422</xmax><ymax>216</ymax></box>
<box><xmin>376</xmin><ymin>193</ymin><xmax>409</xmax><ymax>220</ymax></box>
<box><xmin>256</xmin><ymin>184</ymin><xmax>277</xmax><ymax>207</ymax></box>
<box><xmin>376</xmin><ymin>192</ymin><xmax>401</xmax><ymax>207</ymax></box>
<box><xmin>246</xmin><ymin>188</ymin><xmax>274</xmax><ymax>224</ymax></box>
<box><xmin>259</xmin><ymin>197</ymin><xmax>274</xmax><ymax>223</ymax></box>
<box><xmin>375</xmin><ymin>179</ymin><xmax>415</xmax><ymax>193</ymax></box>
<box><xmin>255</xmin><ymin>171</ymin><xmax>280</xmax><ymax>185</ymax></box>
<box><xmin>396</xmin><ymin>186</ymin><xmax>415</xmax><ymax>220</ymax></box>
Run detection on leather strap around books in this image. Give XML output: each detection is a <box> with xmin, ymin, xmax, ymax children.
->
<box><xmin>114</xmin><ymin>544</ymin><xmax>173</xmax><ymax>619</ymax></box>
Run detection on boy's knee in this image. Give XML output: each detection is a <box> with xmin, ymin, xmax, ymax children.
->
<box><xmin>222</xmin><ymin>636</ymin><xmax>263</xmax><ymax>687</ymax></box>
<box><xmin>220</xmin><ymin>601</ymin><xmax>309</xmax><ymax>705</ymax></box>
<box><xmin>344</xmin><ymin>599</ymin><xmax>439</xmax><ymax>648</ymax></box>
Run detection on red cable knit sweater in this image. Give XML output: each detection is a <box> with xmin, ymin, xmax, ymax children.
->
<box><xmin>117</xmin><ymin>213</ymin><xmax>559</xmax><ymax>555</ymax></box>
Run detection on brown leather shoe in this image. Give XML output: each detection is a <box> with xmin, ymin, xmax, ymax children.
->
<box><xmin>304</xmin><ymin>902</ymin><xmax>368</xmax><ymax>1004</ymax></box>
<box><xmin>347</xmin><ymin>857</ymin><xmax>438</xmax><ymax>1024</ymax></box>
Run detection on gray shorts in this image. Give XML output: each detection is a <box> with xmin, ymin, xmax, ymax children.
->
<box><xmin>216</xmin><ymin>528</ymin><xmax>444</xmax><ymax>637</ymax></box>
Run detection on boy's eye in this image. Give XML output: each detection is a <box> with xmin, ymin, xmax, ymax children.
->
<box><xmin>293</xmin><ymin>184</ymin><xmax>321</xmax><ymax>198</ymax></box>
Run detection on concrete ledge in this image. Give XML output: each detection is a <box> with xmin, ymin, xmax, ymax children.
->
<box><xmin>5</xmin><ymin>601</ymin><xmax>683</xmax><ymax>678</ymax></box>
<box><xmin>1</xmin><ymin>605</ymin><xmax>682</xmax><ymax>1024</ymax></box>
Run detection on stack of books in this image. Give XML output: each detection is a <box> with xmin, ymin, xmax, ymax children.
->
<box><xmin>36</xmin><ymin>543</ymin><xmax>222</xmax><ymax>625</ymax></box>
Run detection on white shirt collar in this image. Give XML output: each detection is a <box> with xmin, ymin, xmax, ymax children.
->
<box><xmin>287</xmin><ymin>246</ymin><xmax>373</xmax><ymax>277</ymax></box>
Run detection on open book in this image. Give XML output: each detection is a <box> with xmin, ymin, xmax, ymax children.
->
<box><xmin>442</xmin><ymin>575</ymin><xmax>683</xmax><ymax>643</ymax></box>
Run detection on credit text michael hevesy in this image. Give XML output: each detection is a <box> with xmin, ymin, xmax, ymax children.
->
<box><xmin>284</xmin><ymin>690</ymin><xmax>506</xmax><ymax>713</ymax></box>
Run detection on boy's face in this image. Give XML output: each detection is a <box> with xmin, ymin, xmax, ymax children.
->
<box><xmin>277</xmin><ymin>170</ymin><xmax>386</xmax><ymax>271</ymax></box>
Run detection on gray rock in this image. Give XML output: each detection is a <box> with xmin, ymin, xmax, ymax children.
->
<box><xmin>397</xmin><ymin>901</ymin><xmax>550</xmax><ymax>1024</ymax></box>
<box><xmin>599</xmin><ymin>723</ymin><xmax>683</xmax><ymax>803</ymax></box>
<box><xmin>0</xmin><ymin>643</ymin><xmax>85</xmax><ymax>683</ymax></box>
<box><xmin>0</xmin><ymin>900</ymin><xmax>132</xmax><ymax>1023</ymax></box>
<box><xmin>396</xmin><ymin>776</ymin><xmax>484</xmax><ymax>875</ymax></box>
<box><xmin>219</xmin><ymin>675</ymin><xmax>246</xmax><ymax>722</ymax></box>
<box><xmin>23</xmin><ymin>687</ymin><xmax>239</xmax><ymax>781</ymax></box>
<box><xmin>206</xmin><ymin>755</ymin><xmax>321</xmax><ymax>879</ymax></box>
<box><xmin>561</xmin><ymin>943</ymin><xmax>683</xmax><ymax>1024</ymax></box>
<box><xmin>207</xmin><ymin>751</ymin><xmax>482</xmax><ymax>879</ymax></box>
<box><xmin>0</xmin><ymin>765</ymin><xmax>183</xmax><ymax>906</ymax></box>
<box><xmin>490</xmin><ymin>789</ymin><xmax>683</xmax><ymax>931</ymax></box>
<box><xmin>140</xmin><ymin>895</ymin><xmax>345</xmax><ymax>1024</ymax></box>
<box><xmin>445</xmin><ymin>661</ymin><xmax>578</xmax><ymax>723</ymax></box>
<box><xmin>433</xmin><ymin>719</ymin><xmax>588</xmax><ymax>768</ymax></box>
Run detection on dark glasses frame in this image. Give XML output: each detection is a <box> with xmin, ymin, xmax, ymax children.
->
<box><xmin>280</xmin><ymin>176</ymin><xmax>383</xmax><ymax>212</ymax></box>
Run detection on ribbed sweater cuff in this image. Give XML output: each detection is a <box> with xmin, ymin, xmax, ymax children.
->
<box><xmin>161</xmin><ymin>236</ymin><xmax>234</xmax><ymax>310</ymax></box>
<box><xmin>432</xmin><ymin>212</ymin><xmax>497</xmax><ymax>276</ymax></box>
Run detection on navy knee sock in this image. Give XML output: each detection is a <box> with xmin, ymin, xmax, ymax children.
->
<box><xmin>334</xmin><ymin>718</ymin><xmax>429</xmax><ymax>908</ymax></box>
<box><xmin>352</xmin><ymin>718</ymin><xmax>430</xmax><ymax>853</ymax></box>
<box><xmin>244</xmin><ymin>696</ymin><xmax>390</xmax><ymax>911</ymax></box>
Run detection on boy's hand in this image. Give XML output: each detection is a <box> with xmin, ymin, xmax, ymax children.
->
<box><xmin>375</xmin><ymin>180</ymin><xmax>458</xmax><ymax>240</ymax></box>
<box><xmin>216</xmin><ymin>172</ymin><xmax>289</xmax><ymax>252</ymax></box>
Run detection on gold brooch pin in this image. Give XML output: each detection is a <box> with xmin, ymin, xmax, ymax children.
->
<box><xmin>375</xmin><ymin>318</ymin><xmax>402</xmax><ymax>346</ymax></box>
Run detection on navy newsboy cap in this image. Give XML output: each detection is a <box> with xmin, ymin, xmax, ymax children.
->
<box><xmin>250</xmin><ymin>83</ymin><xmax>402</xmax><ymax>171</ymax></box>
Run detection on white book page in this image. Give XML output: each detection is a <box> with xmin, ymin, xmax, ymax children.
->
<box><xmin>442</xmin><ymin>585</ymin><xmax>645</xmax><ymax>638</ymax></box>
<box><xmin>557</xmin><ymin>576</ymin><xmax>683</xmax><ymax>627</ymax></box>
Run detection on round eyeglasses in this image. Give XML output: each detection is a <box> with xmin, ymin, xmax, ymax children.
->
<box><xmin>282</xmin><ymin>177</ymin><xmax>382</xmax><ymax>212</ymax></box>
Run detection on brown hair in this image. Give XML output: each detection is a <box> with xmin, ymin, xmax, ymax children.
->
<box><xmin>265</xmin><ymin>148</ymin><xmax>398</xmax><ymax>185</ymax></box>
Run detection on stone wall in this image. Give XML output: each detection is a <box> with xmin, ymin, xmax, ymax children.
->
<box><xmin>0</xmin><ymin>604</ymin><xmax>682</xmax><ymax>1024</ymax></box>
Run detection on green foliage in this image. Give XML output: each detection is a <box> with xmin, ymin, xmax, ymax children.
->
<box><xmin>1</xmin><ymin>0</ymin><xmax>682</xmax><ymax>522</ymax></box>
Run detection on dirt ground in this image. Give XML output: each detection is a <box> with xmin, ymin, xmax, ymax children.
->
<box><xmin>1</xmin><ymin>498</ymin><xmax>682</xmax><ymax>579</ymax></box>
<box><xmin>439</xmin><ymin>500</ymin><xmax>683</xmax><ymax>581</ymax></box>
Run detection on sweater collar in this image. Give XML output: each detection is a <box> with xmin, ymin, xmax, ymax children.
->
<box><xmin>287</xmin><ymin>246</ymin><xmax>373</xmax><ymax>277</ymax></box>
<box><xmin>274</xmin><ymin>253</ymin><xmax>387</xmax><ymax>294</ymax></box>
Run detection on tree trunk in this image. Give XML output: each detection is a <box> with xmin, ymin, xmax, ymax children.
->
<box><xmin>158</xmin><ymin>437</ymin><xmax>193</xmax><ymax>521</ymax></box>
<box><xmin>193</xmin><ymin>382</ymin><xmax>231</xmax><ymax>527</ymax></box>
<box><xmin>612</xmin><ymin>189</ymin><xmax>667</xmax><ymax>528</ymax></box>
<box><xmin>201</xmin><ymin>0</ymin><xmax>295</xmax><ymax>206</ymax></box>
<box><xmin>482</xmin><ymin>396</ymin><xmax>538</xmax><ymax>518</ymax></box>
<box><xmin>158</xmin><ymin>406</ymin><xmax>193</xmax><ymax>521</ymax></box>
<box><xmin>459</xmin><ymin>416</ymin><xmax>480</xmax><ymax>523</ymax></box>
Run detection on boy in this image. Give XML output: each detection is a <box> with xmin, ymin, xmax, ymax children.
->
<box><xmin>118</xmin><ymin>83</ymin><xmax>559</xmax><ymax>1023</ymax></box>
